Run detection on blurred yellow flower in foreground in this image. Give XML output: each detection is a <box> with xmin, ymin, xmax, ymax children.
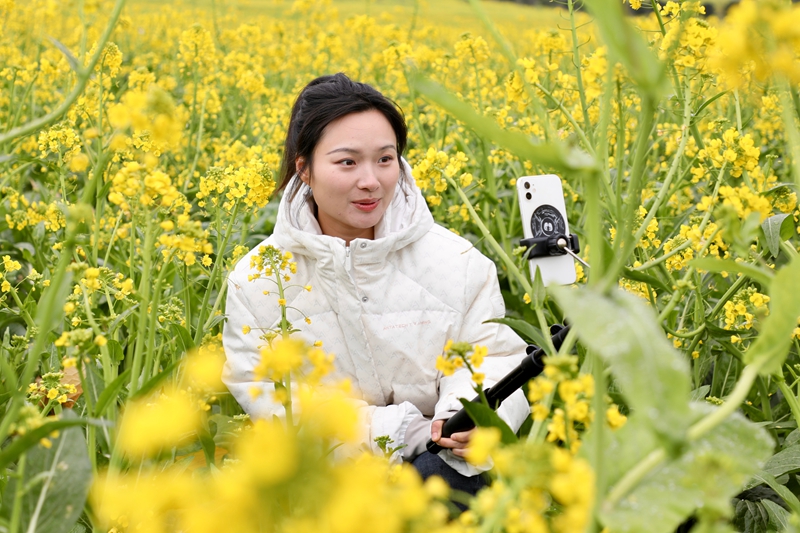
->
<box><xmin>117</xmin><ymin>388</ymin><xmax>201</xmax><ymax>456</ymax></box>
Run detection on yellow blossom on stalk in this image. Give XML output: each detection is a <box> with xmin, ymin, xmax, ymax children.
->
<box><xmin>196</xmin><ymin>158</ymin><xmax>276</xmax><ymax>214</ymax></box>
<box><xmin>117</xmin><ymin>388</ymin><xmax>202</xmax><ymax>456</ymax></box>
<box><xmin>183</xmin><ymin>344</ymin><xmax>226</xmax><ymax>390</ymax></box>
<box><xmin>606</xmin><ymin>405</ymin><xmax>628</xmax><ymax>429</ymax></box>
<box><xmin>298</xmin><ymin>386</ymin><xmax>359</xmax><ymax>442</ymax></box>
<box><xmin>255</xmin><ymin>337</ymin><xmax>305</xmax><ymax>381</ymax></box>
<box><xmin>549</xmin><ymin>448</ymin><xmax>595</xmax><ymax>532</ymax></box>
<box><xmin>178</xmin><ymin>24</ymin><xmax>217</xmax><ymax>73</ymax></box>
<box><xmin>234</xmin><ymin>419</ymin><xmax>298</xmax><ymax>485</ymax></box>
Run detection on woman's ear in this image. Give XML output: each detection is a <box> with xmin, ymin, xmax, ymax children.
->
<box><xmin>296</xmin><ymin>157</ymin><xmax>309</xmax><ymax>185</ymax></box>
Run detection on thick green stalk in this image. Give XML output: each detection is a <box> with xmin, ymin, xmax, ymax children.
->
<box><xmin>601</xmin><ymin>97</ymin><xmax>657</xmax><ymax>292</ymax></box>
<box><xmin>9</xmin><ymin>452</ymin><xmax>26</xmax><ymax>533</ymax></box>
<box><xmin>129</xmin><ymin>216</ymin><xmax>156</xmax><ymax>395</ymax></box>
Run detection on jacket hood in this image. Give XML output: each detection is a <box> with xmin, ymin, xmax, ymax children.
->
<box><xmin>272</xmin><ymin>159</ymin><xmax>434</xmax><ymax>261</ymax></box>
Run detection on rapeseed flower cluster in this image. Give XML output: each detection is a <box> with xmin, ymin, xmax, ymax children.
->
<box><xmin>436</xmin><ymin>339</ymin><xmax>488</xmax><ymax>386</ymax></box>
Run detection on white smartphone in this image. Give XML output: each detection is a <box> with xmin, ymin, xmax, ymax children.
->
<box><xmin>516</xmin><ymin>174</ymin><xmax>577</xmax><ymax>286</ymax></box>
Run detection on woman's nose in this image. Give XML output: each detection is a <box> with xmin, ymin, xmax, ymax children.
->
<box><xmin>357</xmin><ymin>165</ymin><xmax>380</xmax><ymax>190</ymax></box>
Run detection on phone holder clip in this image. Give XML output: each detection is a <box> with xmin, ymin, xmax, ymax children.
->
<box><xmin>520</xmin><ymin>234</ymin><xmax>588</xmax><ymax>268</ymax></box>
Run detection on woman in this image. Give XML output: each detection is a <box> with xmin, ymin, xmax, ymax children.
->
<box><xmin>222</xmin><ymin>73</ymin><xmax>529</xmax><ymax>492</ymax></box>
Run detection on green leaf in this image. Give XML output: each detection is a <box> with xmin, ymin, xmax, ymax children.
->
<box><xmin>107</xmin><ymin>339</ymin><xmax>124</xmax><ymax>362</ymax></box>
<box><xmin>1</xmin><ymin>412</ymin><xmax>92</xmax><ymax>533</ymax></box>
<box><xmin>601</xmin><ymin>404</ymin><xmax>773</xmax><ymax>533</ymax></box>
<box><xmin>744</xmin><ymin>257</ymin><xmax>800</xmax><ymax>375</ymax></box>
<box><xmin>0</xmin><ymin>415</ymin><xmax>107</xmax><ymax>470</ymax></box>
<box><xmin>761</xmin><ymin>214</ymin><xmax>795</xmax><ymax>258</ymax></box>
<box><xmin>762</xmin><ymin>445</ymin><xmax>800</xmax><ymax>478</ymax></box>
<box><xmin>129</xmin><ymin>358</ymin><xmax>181</xmax><ymax>401</ymax></box>
<box><xmin>689</xmin><ymin>257</ymin><xmax>774</xmax><ymax>288</ymax></box>
<box><xmin>530</xmin><ymin>265</ymin><xmax>546</xmax><ymax>309</ymax></box>
<box><xmin>747</xmin><ymin>472</ymin><xmax>800</xmax><ymax>516</ymax></box>
<box><xmin>93</xmin><ymin>367</ymin><xmax>131</xmax><ymax>417</ymax></box>
<box><xmin>484</xmin><ymin>317</ymin><xmax>548</xmax><ymax>348</ymax></box>
<box><xmin>169</xmin><ymin>323</ymin><xmax>195</xmax><ymax>355</ymax></box>
<box><xmin>551</xmin><ymin>285</ymin><xmax>692</xmax><ymax>448</ymax></box>
<box><xmin>762</xmin><ymin>499</ymin><xmax>791</xmax><ymax>531</ymax></box>
<box><xmin>408</xmin><ymin>74</ymin><xmax>596</xmax><ymax>173</ymax></box>
<box><xmin>458</xmin><ymin>398</ymin><xmax>517</xmax><ymax>445</ymax></box>
<box><xmin>693</xmin><ymin>90</ymin><xmax>730</xmax><ymax>119</ymax></box>
<box><xmin>583</xmin><ymin>0</ymin><xmax>667</xmax><ymax>100</ymax></box>
<box><xmin>621</xmin><ymin>267</ymin><xmax>671</xmax><ymax>293</ymax></box>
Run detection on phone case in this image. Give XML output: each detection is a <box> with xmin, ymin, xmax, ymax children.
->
<box><xmin>516</xmin><ymin>174</ymin><xmax>577</xmax><ymax>286</ymax></box>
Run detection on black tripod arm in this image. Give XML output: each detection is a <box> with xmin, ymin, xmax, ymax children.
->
<box><xmin>425</xmin><ymin>325</ymin><xmax>570</xmax><ymax>455</ymax></box>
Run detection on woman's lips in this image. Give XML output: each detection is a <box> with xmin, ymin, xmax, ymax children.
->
<box><xmin>353</xmin><ymin>199</ymin><xmax>380</xmax><ymax>212</ymax></box>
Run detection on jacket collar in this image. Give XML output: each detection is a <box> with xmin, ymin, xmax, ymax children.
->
<box><xmin>272</xmin><ymin>160</ymin><xmax>434</xmax><ymax>263</ymax></box>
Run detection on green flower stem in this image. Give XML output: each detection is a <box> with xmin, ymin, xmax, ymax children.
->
<box><xmin>636</xmin><ymin>160</ymin><xmax>726</xmax><ymax>274</ymax></box>
<box><xmin>465</xmin><ymin>0</ymin><xmax>555</xmax><ymax>142</ymax></box>
<box><xmin>781</xmin><ymin>240</ymin><xmax>799</xmax><ymax>258</ymax></box>
<box><xmin>605</xmin><ymin>362</ymin><xmax>762</xmax><ymax>509</ymax></box>
<box><xmin>777</xmin><ymin>379</ymin><xmax>800</xmax><ymax>431</ymax></box>
<box><xmin>184</xmin><ymin>92</ymin><xmax>209</xmax><ymax>194</ymax></box>
<box><xmin>528</xmin><ymin>391</ymin><xmax>555</xmax><ymax>443</ymax></box>
<box><xmin>81</xmin><ymin>290</ymin><xmax>114</xmax><ymax>385</ymax></box>
<box><xmin>567</xmin><ymin>0</ymin><xmax>594</xmax><ymax>146</ymax></box>
<box><xmin>533</xmin><ymin>81</ymin><xmax>596</xmax><ymax>158</ymax></box>
<box><xmin>0</xmin><ymin>0</ymin><xmax>126</xmax><ymax>146</ymax></box>
<box><xmin>590</xmin><ymin>351</ymin><xmax>608</xmax><ymax>527</ymax></box>
<box><xmin>129</xmin><ymin>215</ymin><xmax>156</xmax><ymax>395</ymax></box>
<box><xmin>446</xmin><ymin>176</ymin><xmax>532</xmax><ymax>296</ymax></box>
<box><xmin>596</xmin><ymin>64</ymin><xmax>619</xmax><ymax>218</ymax></box>
<box><xmin>632</xmin><ymin>240</ymin><xmax>692</xmax><ymax>271</ymax></box>
<box><xmin>629</xmin><ymin>78</ymin><xmax>692</xmax><ymax>252</ymax></box>
<box><xmin>584</xmin><ymin>169</ymin><xmax>605</xmax><ymax>284</ymax></box>
<box><xmin>9</xmin><ymin>452</ymin><xmax>26</xmax><ymax>533</ymax></box>
<box><xmin>272</xmin><ymin>261</ymin><xmax>294</xmax><ymax>427</ymax></box>
<box><xmin>202</xmin><ymin>278</ymin><xmax>228</xmax><ymax>333</ymax></box>
<box><xmin>143</xmin><ymin>252</ymin><xmax>176</xmax><ymax>384</ymax></box>
<box><xmin>601</xmin><ymin>97</ymin><xmax>656</xmax><ymax>293</ymax></box>
<box><xmin>657</xmin><ymin>226</ymin><xmax>721</xmax><ymax>322</ymax></box>
<box><xmin>74</xmin><ymin>360</ymin><xmax>98</xmax><ymax>472</ymax></box>
<box><xmin>778</xmin><ymin>82</ymin><xmax>800</xmax><ymax>191</ymax></box>
<box><xmin>6</xmin><ymin>283</ymin><xmax>35</xmax><ymax>329</ymax></box>
<box><xmin>193</xmin><ymin>201</ymin><xmax>240</xmax><ymax>345</ymax></box>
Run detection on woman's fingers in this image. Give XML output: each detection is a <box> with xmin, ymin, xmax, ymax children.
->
<box><xmin>430</xmin><ymin>422</ymin><xmax>475</xmax><ymax>457</ymax></box>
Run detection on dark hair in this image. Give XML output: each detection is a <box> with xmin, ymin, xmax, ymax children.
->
<box><xmin>276</xmin><ymin>73</ymin><xmax>408</xmax><ymax>203</ymax></box>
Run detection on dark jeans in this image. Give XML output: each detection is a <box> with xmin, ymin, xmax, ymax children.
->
<box><xmin>410</xmin><ymin>451</ymin><xmax>489</xmax><ymax>498</ymax></box>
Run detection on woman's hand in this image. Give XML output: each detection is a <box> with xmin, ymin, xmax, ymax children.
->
<box><xmin>430</xmin><ymin>419</ymin><xmax>475</xmax><ymax>458</ymax></box>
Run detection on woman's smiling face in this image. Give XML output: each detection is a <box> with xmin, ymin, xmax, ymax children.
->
<box><xmin>298</xmin><ymin>109</ymin><xmax>400</xmax><ymax>244</ymax></box>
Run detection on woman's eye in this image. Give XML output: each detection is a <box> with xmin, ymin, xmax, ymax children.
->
<box><xmin>379</xmin><ymin>156</ymin><xmax>394</xmax><ymax>163</ymax></box>
<box><xmin>339</xmin><ymin>159</ymin><xmax>355</xmax><ymax>166</ymax></box>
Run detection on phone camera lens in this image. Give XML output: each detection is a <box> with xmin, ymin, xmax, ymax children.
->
<box><xmin>524</xmin><ymin>182</ymin><xmax>530</xmax><ymax>190</ymax></box>
<box><xmin>525</xmin><ymin>192</ymin><xmax>532</xmax><ymax>200</ymax></box>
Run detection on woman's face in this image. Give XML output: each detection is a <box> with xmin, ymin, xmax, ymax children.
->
<box><xmin>299</xmin><ymin>109</ymin><xmax>400</xmax><ymax>244</ymax></box>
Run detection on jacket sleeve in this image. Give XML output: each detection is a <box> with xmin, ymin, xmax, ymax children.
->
<box><xmin>434</xmin><ymin>254</ymin><xmax>531</xmax><ymax>475</ymax></box>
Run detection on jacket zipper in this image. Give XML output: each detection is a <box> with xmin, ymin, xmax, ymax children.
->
<box><xmin>345</xmin><ymin>244</ymin><xmax>351</xmax><ymax>271</ymax></box>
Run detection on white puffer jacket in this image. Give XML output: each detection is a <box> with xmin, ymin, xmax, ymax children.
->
<box><xmin>222</xmin><ymin>173</ymin><xmax>530</xmax><ymax>475</ymax></box>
